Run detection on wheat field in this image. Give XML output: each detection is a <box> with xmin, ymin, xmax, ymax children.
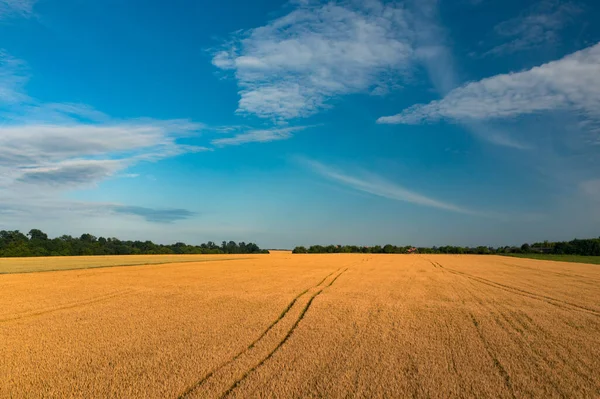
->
<box><xmin>0</xmin><ymin>254</ymin><xmax>250</xmax><ymax>274</ymax></box>
<box><xmin>1</xmin><ymin>252</ymin><xmax>599</xmax><ymax>398</ymax></box>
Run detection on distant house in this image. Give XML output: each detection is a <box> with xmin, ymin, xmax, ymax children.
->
<box><xmin>407</xmin><ymin>247</ymin><xmax>418</xmax><ymax>254</ymax></box>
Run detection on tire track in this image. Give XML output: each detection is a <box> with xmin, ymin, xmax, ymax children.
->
<box><xmin>469</xmin><ymin>312</ymin><xmax>516</xmax><ymax>399</ymax></box>
<box><xmin>433</xmin><ymin>260</ymin><xmax>516</xmax><ymax>398</ymax></box>
<box><xmin>509</xmin><ymin>309</ymin><xmax>600</xmax><ymax>393</ymax></box>
<box><xmin>435</xmin><ymin>258</ymin><xmax>600</xmax><ymax>396</ymax></box>
<box><xmin>0</xmin><ymin>257</ymin><xmax>252</xmax><ymax>275</ymax></box>
<box><xmin>178</xmin><ymin>268</ymin><xmax>346</xmax><ymax>399</ymax></box>
<box><xmin>442</xmin><ymin>318</ymin><xmax>458</xmax><ymax>375</ymax></box>
<box><xmin>219</xmin><ymin>268</ymin><xmax>348</xmax><ymax>399</ymax></box>
<box><xmin>498</xmin><ymin>261</ymin><xmax>600</xmax><ymax>283</ymax></box>
<box><xmin>436</xmin><ymin>263</ymin><xmax>600</xmax><ymax>317</ymax></box>
<box><xmin>0</xmin><ymin>289</ymin><xmax>135</xmax><ymax>323</ymax></box>
<box><xmin>459</xmin><ymin>278</ymin><xmax>567</xmax><ymax>398</ymax></box>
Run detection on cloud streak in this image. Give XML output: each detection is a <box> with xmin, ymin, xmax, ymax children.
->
<box><xmin>402</xmin><ymin>0</ymin><xmax>528</xmax><ymax>149</ymax></box>
<box><xmin>0</xmin><ymin>50</ymin><xmax>205</xmax><ymax>224</ymax></box>
<box><xmin>211</xmin><ymin>125</ymin><xmax>313</xmax><ymax>146</ymax></box>
<box><xmin>0</xmin><ymin>51</ymin><xmax>29</xmax><ymax>104</ymax></box>
<box><xmin>0</xmin><ymin>0</ymin><xmax>35</xmax><ymax>18</ymax></box>
<box><xmin>483</xmin><ymin>0</ymin><xmax>581</xmax><ymax>57</ymax></box>
<box><xmin>302</xmin><ymin>158</ymin><xmax>481</xmax><ymax>216</ymax></box>
<box><xmin>0</xmin><ymin>197</ymin><xmax>197</xmax><ymax>224</ymax></box>
<box><xmin>0</xmin><ymin>48</ymin><xmax>209</xmax><ymax>190</ymax></box>
<box><xmin>212</xmin><ymin>0</ymin><xmax>413</xmax><ymax>120</ymax></box>
<box><xmin>111</xmin><ymin>205</ymin><xmax>196</xmax><ymax>223</ymax></box>
<box><xmin>16</xmin><ymin>160</ymin><xmax>123</xmax><ymax>187</ymax></box>
<box><xmin>377</xmin><ymin>42</ymin><xmax>600</xmax><ymax>124</ymax></box>
<box><xmin>0</xmin><ymin>122</ymin><xmax>209</xmax><ymax>188</ymax></box>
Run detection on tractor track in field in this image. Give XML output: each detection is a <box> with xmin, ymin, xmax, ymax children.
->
<box><xmin>468</xmin><ymin>311</ymin><xmax>516</xmax><ymax>399</ymax></box>
<box><xmin>434</xmin><ymin>258</ymin><xmax>600</xmax><ymax>396</ymax></box>
<box><xmin>0</xmin><ymin>289</ymin><xmax>136</xmax><ymax>323</ymax></box>
<box><xmin>178</xmin><ymin>268</ymin><xmax>348</xmax><ymax>399</ymax></box>
<box><xmin>434</xmin><ymin>259</ymin><xmax>516</xmax><ymax>398</ymax></box>
<box><xmin>459</xmin><ymin>277</ymin><xmax>566</xmax><ymax>398</ymax></box>
<box><xmin>431</xmin><ymin>261</ymin><xmax>600</xmax><ymax>317</ymax></box>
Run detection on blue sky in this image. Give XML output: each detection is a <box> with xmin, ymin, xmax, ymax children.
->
<box><xmin>0</xmin><ymin>0</ymin><xmax>599</xmax><ymax>248</ymax></box>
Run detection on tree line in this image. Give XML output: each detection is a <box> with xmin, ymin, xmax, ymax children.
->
<box><xmin>292</xmin><ymin>237</ymin><xmax>600</xmax><ymax>256</ymax></box>
<box><xmin>0</xmin><ymin>229</ymin><xmax>269</xmax><ymax>257</ymax></box>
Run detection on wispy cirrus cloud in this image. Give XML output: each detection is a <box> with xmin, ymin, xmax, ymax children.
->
<box><xmin>0</xmin><ymin>50</ymin><xmax>206</xmax><ymax>223</ymax></box>
<box><xmin>404</xmin><ymin>0</ymin><xmax>529</xmax><ymax>149</ymax></box>
<box><xmin>301</xmin><ymin>158</ymin><xmax>482</xmax><ymax>216</ymax></box>
<box><xmin>0</xmin><ymin>196</ymin><xmax>197</xmax><ymax>224</ymax></box>
<box><xmin>16</xmin><ymin>159</ymin><xmax>124</xmax><ymax>186</ymax></box>
<box><xmin>111</xmin><ymin>206</ymin><xmax>195</xmax><ymax>223</ymax></box>
<box><xmin>211</xmin><ymin>125</ymin><xmax>314</xmax><ymax>146</ymax></box>
<box><xmin>482</xmin><ymin>0</ymin><xmax>582</xmax><ymax>57</ymax></box>
<box><xmin>212</xmin><ymin>0</ymin><xmax>413</xmax><ymax>120</ymax></box>
<box><xmin>0</xmin><ymin>0</ymin><xmax>35</xmax><ymax>18</ymax></box>
<box><xmin>0</xmin><ymin>51</ymin><xmax>28</xmax><ymax>103</ymax></box>
<box><xmin>378</xmin><ymin>42</ymin><xmax>600</xmax><ymax>124</ymax></box>
<box><xmin>0</xmin><ymin>122</ymin><xmax>209</xmax><ymax>189</ymax></box>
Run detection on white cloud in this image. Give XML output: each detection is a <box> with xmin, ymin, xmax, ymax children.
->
<box><xmin>110</xmin><ymin>205</ymin><xmax>195</xmax><ymax>223</ymax></box>
<box><xmin>483</xmin><ymin>0</ymin><xmax>581</xmax><ymax>57</ymax></box>
<box><xmin>301</xmin><ymin>158</ymin><xmax>482</xmax><ymax>215</ymax></box>
<box><xmin>0</xmin><ymin>0</ymin><xmax>35</xmax><ymax>18</ymax></box>
<box><xmin>211</xmin><ymin>125</ymin><xmax>313</xmax><ymax>146</ymax></box>
<box><xmin>15</xmin><ymin>159</ymin><xmax>125</xmax><ymax>187</ymax></box>
<box><xmin>378</xmin><ymin>42</ymin><xmax>600</xmax><ymax>124</ymax></box>
<box><xmin>0</xmin><ymin>121</ymin><xmax>209</xmax><ymax>222</ymax></box>
<box><xmin>465</xmin><ymin>121</ymin><xmax>532</xmax><ymax>150</ymax></box>
<box><xmin>0</xmin><ymin>50</ymin><xmax>207</xmax><ymax>224</ymax></box>
<box><xmin>0</xmin><ymin>51</ymin><xmax>29</xmax><ymax>104</ymax></box>
<box><xmin>400</xmin><ymin>0</ymin><xmax>529</xmax><ymax>149</ymax></box>
<box><xmin>5</xmin><ymin>102</ymin><xmax>112</xmax><ymax>124</ymax></box>
<box><xmin>0</xmin><ymin>122</ymin><xmax>208</xmax><ymax>187</ymax></box>
<box><xmin>0</xmin><ymin>195</ymin><xmax>196</xmax><ymax>224</ymax></box>
<box><xmin>212</xmin><ymin>0</ymin><xmax>413</xmax><ymax>120</ymax></box>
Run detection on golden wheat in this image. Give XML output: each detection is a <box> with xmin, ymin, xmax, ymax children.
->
<box><xmin>1</xmin><ymin>253</ymin><xmax>599</xmax><ymax>398</ymax></box>
<box><xmin>0</xmin><ymin>254</ymin><xmax>254</xmax><ymax>274</ymax></box>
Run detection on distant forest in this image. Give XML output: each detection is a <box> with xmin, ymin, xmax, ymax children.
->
<box><xmin>292</xmin><ymin>237</ymin><xmax>600</xmax><ymax>256</ymax></box>
<box><xmin>0</xmin><ymin>229</ymin><xmax>269</xmax><ymax>257</ymax></box>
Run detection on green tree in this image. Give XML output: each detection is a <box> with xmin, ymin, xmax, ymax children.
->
<box><xmin>27</xmin><ymin>229</ymin><xmax>48</xmax><ymax>241</ymax></box>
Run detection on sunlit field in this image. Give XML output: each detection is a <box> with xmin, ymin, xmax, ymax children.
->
<box><xmin>1</xmin><ymin>252</ymin><xmax>599</xmax><ymax>398</ymax></box>
<box><xmin>0</xmin><ymin>254</ymin><xmax>251</xmax><ymax>274</ymax></box>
